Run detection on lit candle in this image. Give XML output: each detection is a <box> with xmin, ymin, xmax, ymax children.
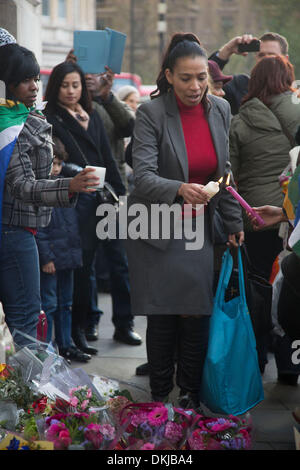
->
<box><xmin>203</xmin><ymin>181</ymin><xmax>220</xmax><ymax>198</ymax></box>
<box><xmin>203</xmin><ymin>177</ymin><xmax>223</xmax><ymax>199</ymax></box>
<box><xmin>192</xmin><ymin>178</ymin><xmax>223</xmax><ymax>209</ymax></box>
<box><xmin>226</xmin><ymin>186</ymin><xmax>265</xmax><ymax>226</ymax></box>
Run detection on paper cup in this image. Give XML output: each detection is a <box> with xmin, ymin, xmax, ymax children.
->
<box><xmin>85</xmin><ymin>165</ymin><xmax>106</xmax><ymax>189</ymax></box>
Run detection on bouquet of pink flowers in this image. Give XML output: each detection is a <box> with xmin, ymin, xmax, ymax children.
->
<box><xmin>68</xmin><ymin>385</ymin><xmax>104</xmax><ymax>411</ymax></box>
<box><xmin>115</xmin><ymin>402</ymin><xmax>193</xmax><ymax>450</ymax></box>
<box><xmin>187</xmin><ymin>414</ymin><xmax>252</xmax><ymax>450</ymax></box>
<box><xmin>45</xmin><ymin>412</ymin><xmax>117</xmax><ymax>450</ymax></box>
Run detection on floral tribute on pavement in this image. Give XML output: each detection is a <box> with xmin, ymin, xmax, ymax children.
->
<box><xmin>0</xmin><ymin>338</ymin><xmax>253</xmax><ymax>451</ymax></box>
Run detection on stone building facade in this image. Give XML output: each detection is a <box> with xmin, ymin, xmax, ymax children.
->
<box><xmin>96</xmin><ymin>0</ymin><xmax>265</xmax><ymax>84</ymax></box>
<box><xmin>41</xmin><ymin>0</ymin><xmax>96</xmax><ymax>68</ymax></box>
<box><xmin>0</xmin><ymin>0</ymin><xmax>42</xmax><ymax>61</ymax></box>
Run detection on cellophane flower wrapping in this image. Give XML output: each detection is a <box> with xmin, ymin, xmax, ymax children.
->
<box><xmin>8</xmin><ymin>330</ymin><xmax>107</xmax><ymax>405</ymax></box>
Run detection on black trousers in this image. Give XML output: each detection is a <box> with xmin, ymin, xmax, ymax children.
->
<box><xmin>72</xmin><ymin>194</ymin><xmax>133</xmax><ymax>330</ymax></box>
<box><xmin>278</xmin><ymin>278</ymin><xmax>300</xmax><ymax>341</ymax></box>
<box><xmin>146</xmin><ymin>315</ymin><xmax>210</xmax><ymax>399</ymax></box>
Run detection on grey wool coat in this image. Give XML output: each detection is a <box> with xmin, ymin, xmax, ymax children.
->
<box><xmin>125</xmin><ymin>90</ymin><xmax>243</xmax><ymax>317</ymax></box>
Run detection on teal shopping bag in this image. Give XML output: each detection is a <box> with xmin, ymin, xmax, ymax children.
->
<box><xmin>200</xmin><ymin>247</ymin><xmax>264</xmax><ymax>415</ymax></box>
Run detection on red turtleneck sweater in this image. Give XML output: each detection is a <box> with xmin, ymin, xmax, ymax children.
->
<box><xmin>176</xmin><ymin>94</ymin><xmax>218</xmax><ymax>184</ymax></box>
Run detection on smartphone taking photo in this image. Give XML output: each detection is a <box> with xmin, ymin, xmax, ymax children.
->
<box><xmin>238</xmin><ymin>39</ymin><xmax>260</xmax><ymax>53</ymax></box>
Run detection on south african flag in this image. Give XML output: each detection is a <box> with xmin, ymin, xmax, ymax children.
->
<box><xmin>0</xmin><ymin>100</ymin><xmax>30</xmax><ymax>242</ymax></box>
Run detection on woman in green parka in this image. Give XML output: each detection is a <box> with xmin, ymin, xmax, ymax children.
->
<box><xmin>229</xmin><ymin>55</ymin><xmax>300</xmax><ymax>281</ymax></box>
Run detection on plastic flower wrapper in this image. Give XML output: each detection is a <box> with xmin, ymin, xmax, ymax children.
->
<box><xmin>0</xmin><ymin>401</ymin><xmax>18</xmax><ymax>430</ymax></box>
<box><xmin>106</xmin><ymin>395</ymin><xmax>132</xmax><ymax>421</ymax></box>
<box><xmin>91</xmin><ymin>376</ymin><xmax>149</xmax><ymax>404</ymax></box>
<box><xmin>17</xmin><ymin>395</ymin><xmax>61</xmax><ymax>441</ymax></box>
<box><xmin>68</xmin><ymin>385</ymin><xmax>105</xmax><ymax>411</ymax></box>
<box><xmin>187</xmin><ymin>412</ymin><xmax>253</xmax><ymax>450</ymax></box>
<box><xmin>83</xmin><ymin>420</ymin><xmax>119</xmax><ymax>450</ymax></box>
<box><xmin>37</xmin><ymin>364</ymin><xmax>106</xmax><ymax>407</ymax></box>
<box><xmin>8</xmin><ymin>329</ymin><xmax>60</xmax><ymax>391</ymax></box>
<box><xmin>16</xmin><ymin>377</ymin><xmax>119</xmax><ymax>447</ymax></box>
<box><xmin>81</xmin><ymin>395</ymin><xmax>127</xmax><ymax>450</ymax></box>
<box><xmin>9</xmin><ymin>331</ymin><xmax>104</xmax><ymax>405</ymax></box>
<box><xmin>115</xmin><ymin>402</ymin><xmax>194</xmax><ymax>450</ymax></box>
<box><xmin>91</xmin><ymin>375</ymin><xmax>120</xmax><ymax>401</ymax></box>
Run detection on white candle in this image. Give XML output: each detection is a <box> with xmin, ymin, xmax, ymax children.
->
<box><xmin>203</xmin><ymin>181</ymin><xmax>220</xmax><ymax>198</ymax></box>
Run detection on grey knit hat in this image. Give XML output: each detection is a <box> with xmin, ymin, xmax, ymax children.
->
<box><xmin>0</xmin><ymin>28</ymin><xmax>16</xmax><ymax>47</ymax></box>
<box><xmin>116</xmin><ymin>85</ymin><xmax>139</xmax><ymax>102</ymax></box>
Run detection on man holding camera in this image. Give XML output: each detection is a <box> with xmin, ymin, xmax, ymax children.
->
<box><xmin>209</xmin><ymin>32</ymin><xmax>290</xmax><ymax>114</ymax></box>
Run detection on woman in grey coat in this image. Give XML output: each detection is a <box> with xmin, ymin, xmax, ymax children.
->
<box><xmin>125</xmin><ymin>33</ymin><xmax>244</xmax><ymax>408</ymax></box>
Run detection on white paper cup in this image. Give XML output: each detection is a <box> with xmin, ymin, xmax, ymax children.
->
<box><xmin>85</xmin><ymin>165</ymin><xmax>106</xmax><ymax>189</ymax></box>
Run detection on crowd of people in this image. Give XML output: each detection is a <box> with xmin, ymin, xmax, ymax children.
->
<box><xmin>0</xmin><ymin>24</ymin><xmax>299</xmax><ymax>412</ymax></box>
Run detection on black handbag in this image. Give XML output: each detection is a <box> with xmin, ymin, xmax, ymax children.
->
<box><xmin>223</xmin><ymin>244</ymin><xmax>273</xmax><ymax>338</ymax></box>
<box><xmin>95</xmin><ymin>181</ymin><xmax>119</xmax><ymax>207</ymax></box>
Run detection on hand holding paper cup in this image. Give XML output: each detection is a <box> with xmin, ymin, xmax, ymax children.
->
<box><xmin>85</xmin><ymin>165</ymin><xmax>106</xmax><ymax>189</ymax></box>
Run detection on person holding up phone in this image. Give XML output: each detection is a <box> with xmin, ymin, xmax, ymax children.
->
<box><xmin>209</xmin><ymin>32</ymin><xmax>290</xmax><ymax>114</ymax></box>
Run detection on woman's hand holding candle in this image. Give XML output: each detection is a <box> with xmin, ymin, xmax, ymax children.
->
<box><xmin>177</xmin><ymin>183</ymin><xmax>210</xmax><ymax>205</ymax></box>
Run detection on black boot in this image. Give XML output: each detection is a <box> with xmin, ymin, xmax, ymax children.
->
<box><xmin>136</xmin><ymin>362</ymin><xmax>149</xmax><ymax>376</ymax></box>
<box><xmin>72</xmin><ymin>326</ymin><xmax>98</xmax><ymax>355</ymax></box>
<box><xmin>113</xmin><ymin>327</ymin><xmax>142</xmax><ymax>345</ymax></box>
<box><xmin>60</xmin><ymin>346</ymin><xmax>91</xmax><ymax>363</ymax></box>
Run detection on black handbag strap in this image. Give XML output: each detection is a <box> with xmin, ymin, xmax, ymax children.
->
<box><xmin>54</xmin><ymin>114</ymin><xmax>90</xmax><ymax>167</ymax></box>
<box><xmin>239</xmin><ymin>243</ymin><xmax>253</xmax><ymax>272</ymax></box>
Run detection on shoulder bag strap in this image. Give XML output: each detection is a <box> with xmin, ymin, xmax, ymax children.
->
<box><xmin>215</xmin><ymin>248</ymin><xmax>233</xmax><ymax>309</ymax></box>
<box><xmin>237</xmin><ymin>246</ymin><xmax>248</xmax><ymax>308</ymax></box>
<box><xmin>54</xmin><ymin>114</ymin><xmax>90</xmax><ymax>166</ymax></box>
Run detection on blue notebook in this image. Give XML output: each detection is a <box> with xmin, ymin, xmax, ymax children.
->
<box><xmin>73</xmin><ymin>29</ymin><xmax>127</xmax><ymax>74</ymax></box>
